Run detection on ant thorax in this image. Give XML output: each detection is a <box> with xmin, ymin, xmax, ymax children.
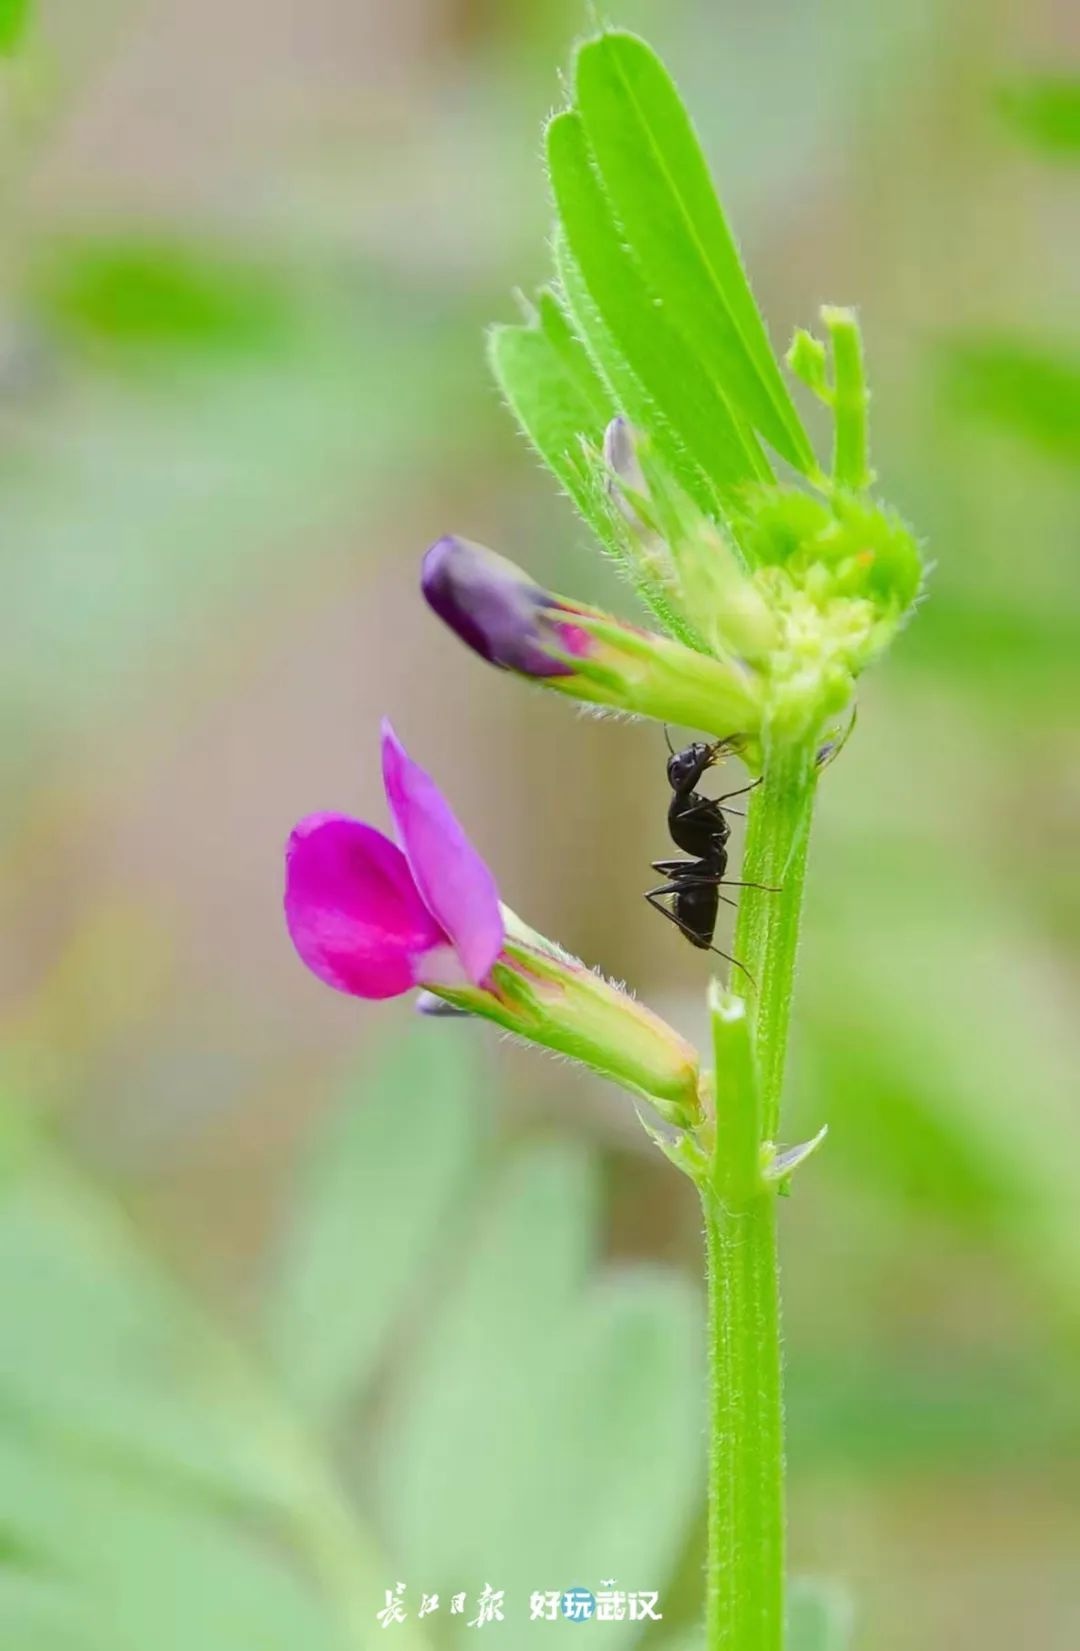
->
<box><xmin>647</xmin><ymin>734</ymin><xmax>765</xmax><ymax>980</ymax></box>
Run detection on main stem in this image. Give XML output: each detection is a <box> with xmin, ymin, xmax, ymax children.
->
<box><xmin>735</xmin><ymin>741</ymin><xmax>817</xmax><ymax>1139</ymax></box>
<box><xmin>702</xmin><ymin>741</ymin><xmax>817</xmax><ymax>1651</ymax></box>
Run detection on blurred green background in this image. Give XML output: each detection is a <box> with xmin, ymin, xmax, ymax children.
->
<box><xmin>1</xmin><ymin>1</ymin><xmax>1077</xmax><ymax>1647</ymax></box>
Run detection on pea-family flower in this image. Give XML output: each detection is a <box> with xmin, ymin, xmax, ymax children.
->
<box><xmin>284</xmin><ymin>721</ymin><xmax>703</xmax><ymax>1124</ymax></box>
<box><xmin>421</xmin><ymin>535</ymin><xmax>760</xmax><ymax>741</ymax></box>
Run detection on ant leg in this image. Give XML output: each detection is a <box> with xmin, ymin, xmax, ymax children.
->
<box><xmin>678</xmin><ymin>796</ymin><xmax>730</xmax><ymax>822</ymax></box>
<box><xmin>651</xmin><ymin>857</ymin><xmax>692</xmax><ymax>875</ymax></box>
<box><xmin>720</xmin><ymin>879</ymin><xmax>782</xmax><ymax>893</ymax></box>
<box><xmin>675</xmin><ymin>793</ymin><xmax>750</xmax><ymax>822</ymax></box>
<box><xmin>654</xmin><ymin>868</ymin><xmax>739</xmax><ymax>909</ymax></box>
<box><xmin>714</xmin><ymin>778</ymin><xmax>763</xmax><ymax>805</ymax></box>
<box><xmin>643</xmin><ymin>888</ymin><xmax>755</xmax><ymax>986</ymax></box>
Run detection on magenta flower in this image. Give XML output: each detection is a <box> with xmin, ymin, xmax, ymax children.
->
<box><xmin>284</xmin><ymin>723</ymin><xmax>703</xmax><ymax>1124</ymax></box>
<box><xmin>285</xmin><ymin>721</ymin><xmax>504</xmax><ymax>1000</ymax></box>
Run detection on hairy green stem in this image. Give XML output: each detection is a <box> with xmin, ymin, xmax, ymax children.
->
<box><xmin>702</xmin><ymin>740</ymin><xmax>818</xmax><ymax>1651</ymax></box>
<box><xmin>734</xmin><ymin>742</ymin><xmax>817</xmax><ymax>1138</ymax></box>
<box><xmin>703</xmin><ymin>1187</ymin><xmax>784</xmax><ymax>1650</ymax></box>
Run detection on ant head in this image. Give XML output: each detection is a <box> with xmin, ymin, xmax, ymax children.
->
<box><xmin>666</xmin><ymin>741</ymin><xmax>714</xmax><ymax>792</ymax></box>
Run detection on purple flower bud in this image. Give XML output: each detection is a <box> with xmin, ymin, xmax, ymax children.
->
<box><xmin>423</xmin><ymin>535</ymin><xmax>764</xmax><ymax>740</ymax></box>
<box><xmin>421</xmin><ymin>536</ymin><xmax>586</xmax><ymax>678</ymax></box>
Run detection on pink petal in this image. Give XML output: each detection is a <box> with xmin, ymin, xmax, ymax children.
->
<box><xmin>380</xmin><ymin>721</ymin><xmax>505</xmax><ymax>987</ymax></box>
<box><xmin>284</xmin><ymin>813</ymin><xmax>448</xmax><ymax>1000</ymax></box>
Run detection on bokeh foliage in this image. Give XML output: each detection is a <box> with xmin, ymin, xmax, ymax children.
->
<box><xmin>1</xmin><ymin>4</ymin><xmax>1077</xmax><ymax>1649</ymax></box>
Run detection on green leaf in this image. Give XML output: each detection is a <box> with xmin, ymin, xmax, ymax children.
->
<box><xmin>0</xmin><ymin>1572</ymin><xmax>106</xmax><ymax>1651</ymax></box>
<box><xmin>998</xmin><ymin>76</ymin><xmax>1080</xmax><ymax>157</ymax></box>
<box><xmin>0</xmin><ymin>1136</ymin><xmax>431</xmax><ymax>1651</ymax></box>
<box><xmin>0</xmin><ymin>0</ymin><xmax>30</xmax><ymax>54</ymax></box>
<box><xmin>799</xmin><ymin>873</ymin><xmax>1080</xmax><ymax>1304</ymax></box>
<box><xmin>264</xmin><ymin>1026</ymin><xmax>482</xmax><ymax>1425</ymax></box>
<box><xmin>0</xmin><ymin>1434</ymin><xmax>347</xmax><ymax>1651</ymax></box>
<box><xmin>31</xmin><ymin>238</ymin><xmax>297</xmax><ymax>355</ymax></box>
<box><xmin>516</xmin><ymin>1268</ymin><xmax>702</xmax><ymax>1639</ymax></box>
<box><xmin>553</xmin><ymin>230</ymin><xmax>727</xmax><ymax>532</ymax></box>
<box><xmin>492</xmin><ymin>260</ymin><xmax>715</xmax><ymax>652</ymax></box>
<box><xmin>546</xmin><ymin>108</ymin><xmax>772</xmax><ymax>496</ymax></box>
<box><xmin>382</xmin><ymin>1142</ymin><xmax>702</xmax><ymax>1643</ymax></box>
<box><xmin>1</xmin><ymin>255</ymin><xmax>481</xmax><ymax>768</ymax></box>
<box><xmin>0</xmin><ymin>1151</ymin><xmax>292</xmax><ymax>1509</ymax></box>
<box><xmin>787</xmin><ymin>1348</ymin><xmax>1080</xmax><ymax>1469</ymax></box>
<box><xmin>380</xmin><ymin>1141</ymin><xmax>600</xmax><ymax>1582</ymax></box>
<box><xmin>488</xmin><ymin>289</ymin><xmax>618</xmax><ymax>548</ymax></box>
<box><xmin>572</xmin><ymin>32</ymin><xmax>815</xmax><ymax>476</ymax></box>
<box><xmin>788</xmin><ymin>1578</ymin><xmax>854</xmax><ymax>1651</ymax></box>
<box><xmin>940</xmin><ymin>337</ymin><xmax>1080</xmax><ymax>463</ymax></box>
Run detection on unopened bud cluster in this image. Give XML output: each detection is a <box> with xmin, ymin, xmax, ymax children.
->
<box><xmin>425</xmin><ymin>439</ymin><xmax>921</xmax><ymax>764</ymax></box>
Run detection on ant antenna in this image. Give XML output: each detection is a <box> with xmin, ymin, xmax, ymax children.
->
<box><xmin>663</xmin><ymin>723</ymin><xmax>675</xmax><ymax>756</ymax></box>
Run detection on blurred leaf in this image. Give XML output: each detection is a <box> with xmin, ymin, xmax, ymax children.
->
<box><xmin>0</xmin><ymin>1571</ymin><xmax>105</xmax><ymax>1651</ymax></box>
<box><xmin>572</xmin><ymin>32</ymin><xmax>813</xmax><ymax>474</ymax></box>
<box><xmin>998</xmin><ymin>77</ymin><xmax>1080</xmax><ymax>157</ymax></box>
<box><xmin>0</xmin><ymin>257</ymin><xmax>481</xmax><ymax>770</ymax></box>
<box><xmin>0</xmin><ymin>1434</ymin><xmax>348</xmax><ymax>1651</ymax></box>
<box><xmin>655</xmin><ymin>1577</ymin><xmax>854</xmax><ymax>1651</ymax></box>
<box><xmin>546</xmin><ymin>109</ymin><xmax>770</xmax><ymax>495</ymax></box>
<box><xmin>381</xmin><ymin>1141</ymin><xmax>599</xmax><ymax>1578</ymax></box>
<box><xmin>940</xmin><ymin>337</ymin><xmax>1080</xmax><ymax>463</ymax></box>
<box><xmin>518</xmin><ymin>1267</ymin><xmax>702</xmax><ymax>1634</ymax></box>
<box><xmin>488</xmin><ymin>288</ymin><xmax>618</xmax><ymax>547</ymax></box>
<box><xmin>0</xmin><ymin>0</ymin><xmax>30</xmax><ymax>54</ymax></box>
<box><xmin>788</xmin><ymin>1578</ymin><xmax>854</xmax><ymax>1651</ymax></box>
<box><xmin>800</xmin><ymin>879</ymin><xmax>1080</xmax><ymax>1308</ymax></box>
<box><xmin>30</xmin><ymin>239</ymin><xmax>298</xmax><ymax>355</ymax></box>
<box><xmin>265</xmin><ymin>1027</ymin><xmax>483</xmax><ymax>1425</ymax></box>
<box><xmin>787</xmin><ymin>1351</ymin><xmax>1080</xmax><ymax>1470</ymax></box>
<box><xmin>0</xmin><ymin>1147</ymin><xmax>294</xmax><ymax>1508</ymax></box>
<box><xmin>0</xmin><ymin>1131</ymin><xmax>432</xmax><ymax>1648</ymax></box>
<box><xmin>382</xmin><ymin>1141</ymin><xmax>702</xmax><ymax>1643</ymax></box>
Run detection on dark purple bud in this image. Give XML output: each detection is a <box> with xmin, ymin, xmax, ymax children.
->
<box><xmin>421</xmin><ymin>536</ymin><xmax>576</xmax><ymax>678</ymax></box>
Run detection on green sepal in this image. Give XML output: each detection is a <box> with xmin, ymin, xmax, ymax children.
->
<box><xmin>634</xmin><ymin>1106</ymin><xmax>710</xmax><ymax>1184</ymax></box>
<box><xmin>761</xmin><ymin>1124</ymin><xmax>828</xmax><ymax>1194</ymax></box>
<box><xmin>435</xmin><ymin>920</ymin><xmax>704</xmax><ymax>1128</ymax></box>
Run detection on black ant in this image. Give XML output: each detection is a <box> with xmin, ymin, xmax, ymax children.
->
<box><xmin>644</xmin><ymin>731</ymin><xmax>772</xmax><ymax>982</ymax></box>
